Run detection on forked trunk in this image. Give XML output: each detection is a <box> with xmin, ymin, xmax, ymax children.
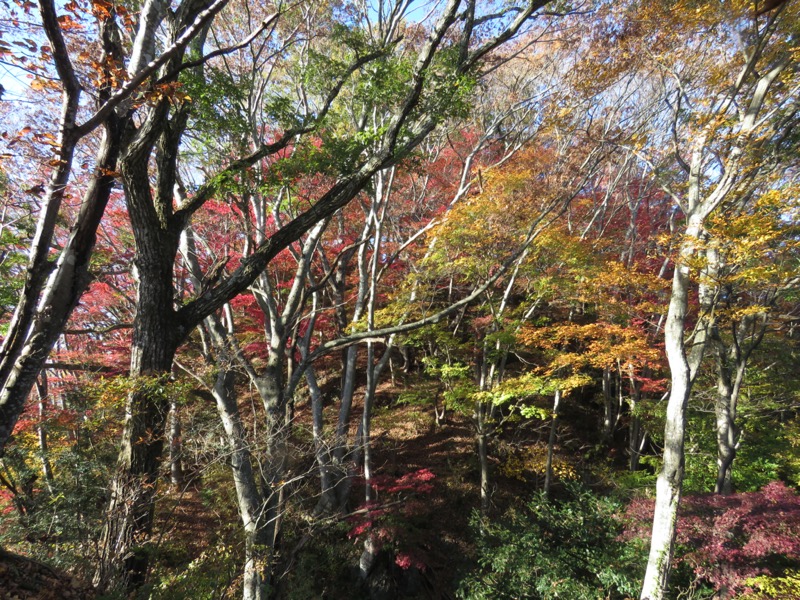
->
<box><xmin>714</xmin><ymin>358</ymin><xmax>746</xmax><ymax>495</ymax></box>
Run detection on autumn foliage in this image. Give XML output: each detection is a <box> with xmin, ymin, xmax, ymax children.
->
<box><xmin>624</xmin><ymin>482</ymin><xmax>800</xmax><ymax>598</ymax></box>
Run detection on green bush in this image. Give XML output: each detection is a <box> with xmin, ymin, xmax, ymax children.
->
<box><xmin>457</xmin><ymin>484</ymin><xmax>643</xmax><ymax>600</ymax></box>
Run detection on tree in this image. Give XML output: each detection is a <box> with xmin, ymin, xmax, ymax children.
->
<box><xmin>94</xmin><ymin>0</ymin><xmax>562</xmax><ymax>590</ymax></box>
<box><xmin>395</xmin><ymin>119</ymin><xmax>610</xmax><ymax>511</ymax></box>
<box><xmin>702</xmin><ymin>190</ymin><xmax>800</xmax><ymax>493</ymax></box>
<box><xmin>584</xmin><ymin>3</ymin><xmax>800</xmax><ymax>598</ymax></box>
<box><xmin>0</xmin><ymin>0</ymin><xmax>228</xmax><ymax>458</ymax></box>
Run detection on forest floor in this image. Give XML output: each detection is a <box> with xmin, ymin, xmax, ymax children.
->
<box><xmin>0</xmin><ymin>373</ymin><xmax>599</xmax><ymax>600</ymax></box>
<box><xmin>254</xmin><ymin>375</ymin><xmax>597</xmax><ymax>600</ymax></box>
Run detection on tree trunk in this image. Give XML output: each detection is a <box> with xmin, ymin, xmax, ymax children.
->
<box><xmin>361</xmin><ymin>339</ymin><xmax>393</xmax><ymax>503</ymax></box>
<box><xmin>35</xmin><ymin>374</ymin><xmax>55</xmax><ymax>494</ymax></box>
<box><xmin>94</xmin><ymin>325</ymin><xmax>179</xmax><ymax>590</ymax></box>
<box><xmin>363</xmin><ymin>342</ymin><xmax>376</xmax><ymax>503</ymax></box>
<box><xmin>628</xmin><ymin>373</ymin><xmax>644</xmax><ymax>472</ymax></box>
<box><xmin>307</xmin><ymin>365</ymin><xmax>337</xmax><ymax>515</ymax></box>
<box><xmin>601</xmin><ymin>366</ymin><xmax>615</xmax><ymax>441</ymax></box>
<box><xmin>0</xmin><ymin>120</ymin><xmax>122</xmax><ymax>455</ymax></box>
<box><xmin>95</xmin><ymin>119</ymin><xmax>183</xmax><ymax>589</ymax></box>
<box><xmin>714</xmin><ymin>352</ymin><xmax>746</xmax><ymax>495</ymax></box>
<box><xmin>168</xmin><ymin>401</ymin><xmax>184</xmax><ymax>488</ymax></box>
<box><xmin>328</xmin><ymin>345</ymin><xmax>358</xmax><ymax>511</ymax></box>
<box><xmin>713</xmin><ymin>313</ymin><xmax>765</xmax><ymax>495</ymax></box>
<box><xmin>629</xmin><ymin>414</ymin><xmax>644</xmax><ymax>472</ymax></box>
<box><xmin>640</xmin><ymin>216</ymin><xmax>711</xmax><ymax>600</ymax></box>
<box><xmin>213</xmin><ymin>367</ymin><xmax>269</xmax><ymax>600</ymax></box>
<box><xmin>476</xmin><ymin>401</ymin><xmax>491</xmax><ymax>515</ymax></box>
<box><xmin>544</xmin><ymin>389</ymin><xmax>561</xmax><ymax>498</ymax></box>
<box><xmin>255</xmin><ymin>357</ymin><xmax>287</xmax><ymax>554</ymax></box>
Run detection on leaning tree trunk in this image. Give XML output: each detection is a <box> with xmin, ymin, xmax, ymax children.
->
<box><xmin>0</xmin><ymin>118</ymin><xmax>122</xmax><ymax>456</ymax></box>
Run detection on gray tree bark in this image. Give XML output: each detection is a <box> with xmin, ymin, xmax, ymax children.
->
<box><xmin>640</xmin><ymin>28</ymin><xmax>790</xmax><ymax>596</ymax></box>
<box><xmin>712</xmin><ymin>313</ymin><xmax>766</xmax><ymax>494</ymax></box>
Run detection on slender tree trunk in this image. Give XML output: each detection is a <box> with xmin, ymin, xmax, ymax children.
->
<box><xmin>628</xmin><ymin>372</ymin><xmax>644</xmax><ymax>472</ymax></box>
<box><xmin>476</xmin><ymin>401</ymin><xmax>491</xmax><ymax>515</ymax></box>
<box><xmin>307</xmin><ymin>365</ymin><xmax>337</xmax><ymax>515</ymax></box>
<box><xmin>328</xmin><ymin>347</ymin><xmax>358</xmax><ymax>510</ymax></box>
<box><xmin>213</xmin><ymin>367</ymin><xmax>269</xmax><ymax>600</ymax></box>
<box><xmin>602</xmin><ymin>366</ymin><xmax>615</xmax><ymax>441</ymax></box>
<box><xmin>363</xmin><ymin>342</ymin><xmax>376</xmax><ymax>503</ymax></box>
<box><xmin>641</xmin><ymin>217</ymin><xmax>712</xmax><ymax>600</ymax></box>
<box><xmin>33</xmin><ymin>375</ymin><xmax>55</xmax><ymax>495</ymax></box>
<box><xmin>629</xmin><ymin>416</ymin><xmax>644</xmax><ymax>472</ymax></box>
<box><xmin>714</xmin><ymin>354</ymin><xmax>746</xmax><ymax>494</ymax></box>
<box><xmin>713</xmin><ymin>313</ymin><xmax>765</xmax><ymax>494</ymax></box>
<box><xmin>544</xmin><ymin>389</ymin><xmax>561</xmax><ymax>498</ymax></box>
<box><xmin>361</xmin><ymin>338</ymin><xmax>393</xmax><ymax>503</ymax></box>
<box><xmin>168</xmin><ymin>401</ymin><xmax>184</xmax><ymax>488</ymax></box>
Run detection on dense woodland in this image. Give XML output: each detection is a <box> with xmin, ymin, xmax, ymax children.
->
<box><xmin>0</xmin><ymin>0</ymin><xmax>798</xmax><ymax>598</ymax></box>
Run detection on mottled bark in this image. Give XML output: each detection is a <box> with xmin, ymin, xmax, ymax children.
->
<box><xmin>0</xmin><ymin>118</ymin><xmax>121</xmax><ymax>455</ymax></box>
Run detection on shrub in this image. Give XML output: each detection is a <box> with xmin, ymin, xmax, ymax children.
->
<box><xmin>458</xmin><ymin>483</ymin><xmax>643</xmax><ymax>599</ymax></box>
<box><xmin>347</xmin><ymin>468</ymin><xmax>437</xmax><ymax>571</ymax></box>
<box><xmin>744</xmin><ymin>569</ymin><xmax>800</xmax><ymax>599</ymax></box>
<box><xmin>623</xmin><ymin>481</ymin><xmax>800</xmax><ymax>598</ymax></box>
